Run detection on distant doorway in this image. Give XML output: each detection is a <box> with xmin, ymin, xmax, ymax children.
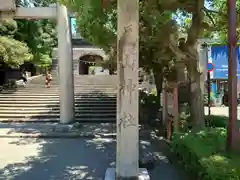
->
<box><xmin>78</xmin><ymin>54</ymin><xmax>104</xmax><ymax>75</ymax></box>
<box><xmin>79</xmin><ymin>61</ymin><xmax>89</xmax><ymax>75</ymax></box>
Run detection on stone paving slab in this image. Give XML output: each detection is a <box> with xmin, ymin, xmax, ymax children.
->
<box><xmin>0</xmin><ymin>123</ymin><xmax>154</xmax><ymax>138</ymax></box>
<box><xmin>105</xmin><ymin>168</ymin><xmax>150</xmax><ymax>180</ymax></box>
<box><xmin>0</xmin><ymin>123</ymin><xmax>115</xmax><ymax>138</ymax></box>
<box><xmin>0</xmin><ymin>123</ymin><xmax>187</xmax><ymax>180</ymax></box>
<box><xmin>0</xmin><ymin>137</ymin><xmax>185</xmax><ymax>180</ymax></box>
<box><xmin>205</xmin><ymin>106</ymin><xmax>240</xmax><ymax>119</ymax></box>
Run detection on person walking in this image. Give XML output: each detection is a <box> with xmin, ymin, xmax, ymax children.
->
<box><xmin>20</xmin><ymin>70</ymin><xmax>27</xmax><ymax>87</ymax></box>
<box><xmin>45</xmin><ymin>71</ymin><xmax>52</xmax><ymax>88</ymax></box>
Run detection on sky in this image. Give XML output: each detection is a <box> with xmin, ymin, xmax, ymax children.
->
<box><xmin>71</xmin><ymin>18</ymin><xmax>77</xmax><ymax>35</ymax></box>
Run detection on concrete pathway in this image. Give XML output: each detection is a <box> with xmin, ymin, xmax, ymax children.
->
<box><xmin>205</xmin><ymin>106</ymin><xmax>240</xmax><ymax>119</ymax></box>
<box><xmin>0</xmin><ymin>123</ymin><xmax>186</xmax><ymax>180</ymax></box>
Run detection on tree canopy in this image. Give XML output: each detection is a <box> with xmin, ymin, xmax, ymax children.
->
<box><xmin>0</xmin><ymin>36</ymin><xmax>32</xmax><ymax>68</ymax></box>
<box><xmin>60</xmin><ymin>0</ymin><xmax>240</xmax><ymax>131</ymax></box>
<box><xmin>0</xmin><ymin>0</ymin><xmax>57</xmax><ymax>69</ymax></box>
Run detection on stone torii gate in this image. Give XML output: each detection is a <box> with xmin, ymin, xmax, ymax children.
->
<box><xmin>0</xmin><ymin>1</ymin><xmax>74</xmax><ymax>124</ymax></box>
<box><xmin>1</xmin><ymin>1</ymin><xmax>150</xmax><ymax>179</ymax></box>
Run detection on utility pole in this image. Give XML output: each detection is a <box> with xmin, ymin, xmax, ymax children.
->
<box><xmin>227</xmin><ymin>0</ymin><xmax>237</xmax><ymax>151</ymax></box>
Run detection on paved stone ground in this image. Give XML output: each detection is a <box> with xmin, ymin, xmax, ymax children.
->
<box><xmin>0</xmin><ymin>123</ymin><xmax>186</xmax><ymax>180</ymax></box>
<box><xmin>1</xmin><ymin>106</ymin><xmax>235</xmax><ymax>180</ymax></box>
<box><xmin>205</xmin><ymin>106</ymin><xmax>240</xmax><ymax>120</ymax></box>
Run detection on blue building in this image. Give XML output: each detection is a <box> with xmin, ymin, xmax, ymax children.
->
<box><xmin>208</xmin><ymin>45</ymin><xmax>240</xmax><ymax>95</ymax></box>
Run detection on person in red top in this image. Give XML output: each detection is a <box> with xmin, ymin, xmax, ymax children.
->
<box><xmin>45</xmin><ymin>71</ymin><xmax>52</xmax><ymax>88</ymax></box>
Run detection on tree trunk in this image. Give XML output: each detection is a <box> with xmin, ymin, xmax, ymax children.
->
<box><xmin>153</xmin><ymin>67</ymin><xmax>163</xmax><ymax>110</ymax></box>
<box><xmin>189</xmin><ymin>65</ymin><xmax>205</xmax><ymax>129</ymax></box>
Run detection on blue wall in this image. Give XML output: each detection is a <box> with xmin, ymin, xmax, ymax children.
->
<box><xmin>211</xmin><ymin>83</ymin><xmax>217</xmax><ymax>94</ymax></box>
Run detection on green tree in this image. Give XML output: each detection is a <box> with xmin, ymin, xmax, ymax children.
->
<box><xmin>163</xmin><ymin>0</ymin><xmax>240</xmax><ymax>129</ymax></box>
<box><xmin>0</xmin><ymin>19</ymin><xmax>33</xmax><ymax>68</ymax></box>
<box><xmin>61</xmin><ymin>0</ymin><xmax>240</xmax><ymax>131</ymax></box>
<box><xmin>36</xmin><ymin>53</ymin><xmax>52</xmax><ymax>69</ymax></box>
<box><xmin>14</xmin><ymin>0</ymin><xmax>57</xmax><ymax>70</ymax></box>
<box><xmin>0</xmin><ymin>19</ymin><xmax>18</xmax><ymax>36</ymax></box>
<box><xmin>14</xmin><ymin>19</ymin><xmax>57</xmax><ymax>69</ymax></box>
<box><xmin>0</xmin><ymin>36</ymin><xmax>32</xmax><ymax>68</ymax></box>
<box><xmin>0</xmin><ymin>0</ymin><xmax>57</xmax><ymax>69</ymax></box>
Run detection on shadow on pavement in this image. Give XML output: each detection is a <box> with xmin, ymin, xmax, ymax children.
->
<box><xmin>0</xmin><ymin>132</ymin><xmax>188</xmax><ymax>180</ymax></box>
<box><xmin>0</xmin><ymin>137</ymin><xmax>116</xmax><ymax>180</ymax></box>
<box><xmin>0</xmin><ymin>79</ymin><xmax>187</xmax><ymax>180</ymax></box>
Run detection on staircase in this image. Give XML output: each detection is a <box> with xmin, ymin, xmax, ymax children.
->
<box><xmin>51</xmin><ymin>58</ymin><xmax>86</xmax><ymax>76</ymax></box>
<box><xmin>0</xmin><ymin>74</ymin><xmax>117</xmax><ymax>123</ymax></box>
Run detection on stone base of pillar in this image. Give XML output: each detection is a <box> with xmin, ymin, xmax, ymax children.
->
<box><xmin>104</xmin><ymin>168</ymin><xmax>150</xmax><ymax>180</ymax></box>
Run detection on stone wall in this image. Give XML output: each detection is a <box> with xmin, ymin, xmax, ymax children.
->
<box><xmin>52</xmin><ymin>47</ymin><xmax>106</xmax><ymax>60</ymax></box>
<box><xmin>52</xmin><ymin>47</ymin><xmax>107</xmax><ymax>75</ymax></box>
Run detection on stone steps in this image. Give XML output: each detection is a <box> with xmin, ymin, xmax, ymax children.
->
<box><xmin>0</xmin><ymin>89</ymin><xmax>117</xmax><ymax>94</ymax></box>
<box><xmin>0</xmin><ymin>103</ymin><xmax>116</xmax><ymax>107</ymax></box>
<box><xmin>0</xmin><ymin>75</ymin><xmax>117</xmax><ymax>123</ymax></box>
<box><xmin>0</xmin><ymin>94</ymin><xmax>116</xmax><ymax>97</ymax></box>
<box><xmin>16</xmin><ymin>84</ymin><xmax>117</xmax><ymax>88</ymax></box>
<box><xmin>0</xmin><ymin>117</ymin><xmax>116</xmax><ymax>123</ymax></box>
<box><xmin>7</xmin><ymin>85</ymin><xmax>117</xmax><ymax>88</ymax></box>
<box><xmin>7</xmin><ymin>89</ymin><xmax>117</xmax><ymax>93</ymax></box>
<box><xmin>0</xmin><ymin>113</ymin><xmax>116</xmax><ymax>117</ymax></box>
<box><xmin>0</xmin><ymin>91</ymin><xmax>116</xmax><ymax>95</ymax></box>
<box><xmin>0</xmin><ymin>100</ymin><xmax>116</xmax><ymax>104</ymax></box>
<box><xmin>0</xmin><ymin>109</ymin><xmax>116</xmax><ymax>114</ymax></box>
<box><xmin>29</xmin><ymin>75</ymin><xmax>118</xmax><ymax>85</ymax></box>
<box><xmin>0</xmin><ymin>97</ymin><xmax>116</xmax><ymax>101</ymax></box>
<box><xmin>0</xmin><ymin>106</ymin><xmax>116</xmax><ymax>110</ymax></box>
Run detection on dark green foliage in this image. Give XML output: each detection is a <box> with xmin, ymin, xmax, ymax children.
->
<box><xmin>205</xmin><ymin>115</ymin><xmax>228</xmax><ymax>128</ymax></box>
<box><xmin>171</xmin><ymin>128</ymin><xmax>240</xmax><ymax>180</ymax></box>
<box><xmin>13</xmin><ymin>19</ymin><xmax>57</xmax><ymax>69</ymax></box>
<box><xmin>0</xmin><ymin>0</ymin><xmax>57</xmax><ymax>69</ymax></box>
<box><xmin>0</xmin><ymin>36</ymin><xmax>32</xmax><ymax>68</ymax></box>
<box><xmin>2</xmin><ymin>79</ymin><xmax>17</xmax><ymax>90</ymax></box>
<box><xmin>139</xmin><ymin>90</ymin><xmax>159</xmax><ymax>124</ymax></box>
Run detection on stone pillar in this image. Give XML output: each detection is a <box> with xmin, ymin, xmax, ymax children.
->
<box><xmin>1</xmin><ymin>0</ymin><xmax>16</xmax><ymax>11</ymax></box>
<box><xmin>73</xmin><ymin>59</ymin><xmax>78</xmax><ymax>74</ymax></box>
<box><xmin>116</xmin><ymin>0</ymin><xmax>139</xmax><ymax>178</ymax></box>
<box><xmin>57</xmin><ymin>3</ymin><xmax>74</xmax><ymax>124</ymax></box>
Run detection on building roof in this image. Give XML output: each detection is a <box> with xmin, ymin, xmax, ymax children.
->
<box><xmin>52</xmin><ymin>40</ymin><xmax>106</xmax><ymax>60</ymax></box>
<box><xmin>71</xmin><ymin>38</ymin><xmax>96</xmax><ymax>48</ymax></box>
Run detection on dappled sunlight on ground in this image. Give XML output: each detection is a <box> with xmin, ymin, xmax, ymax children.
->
<box><xmin>0</xmin><ymin>138</ymin><xmax>47</xmax><ymax>179</ymax></box>
<box><xmin>0</xmin><ymin>128</ymin><xmax>187</xmax><ymax>180</ymax></box>
<box><xmin>0</xmin><ymin>137</ymin><xmax>116</xmax><ymax>180</ymax></box>
<box><xmin>0</xmin><ymin>123</ymin><xmax>117</xmax><ymax>138</ymax></box>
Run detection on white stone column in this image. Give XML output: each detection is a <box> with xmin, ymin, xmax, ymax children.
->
<box><xmin>116</xmin><ymin>0</ymin><xmax>139</xmax><ymax>178</ymax></box>
<box><xmin>57</xmin><ymin>3</ymin><xmax>74</xmax><ymax>124</ymax></box>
